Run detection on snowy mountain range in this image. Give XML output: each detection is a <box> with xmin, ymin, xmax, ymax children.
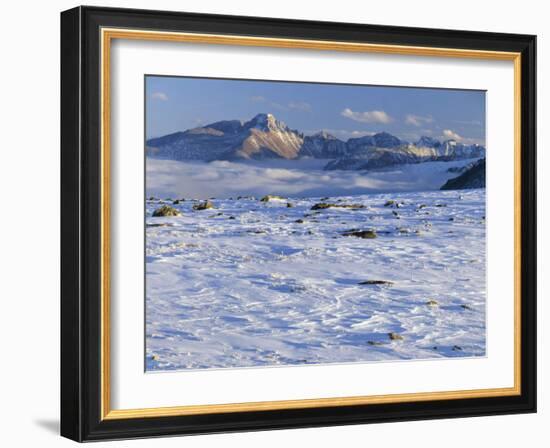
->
<box><xmin>146</xmin><ymin>113</ymin><xmax>485</xmax><ymax>170</ymax></box>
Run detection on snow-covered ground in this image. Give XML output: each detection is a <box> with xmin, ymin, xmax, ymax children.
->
<box><xmin>145</xmin><ymin>183</ymin><xmax>486</xmax><ymax>371</ymax></box>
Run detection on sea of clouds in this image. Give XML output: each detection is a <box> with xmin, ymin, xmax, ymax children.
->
<box><xmin>146</xmin><ymin>158</ymin><xmax>475</xmax><ymax>200</ymax></box>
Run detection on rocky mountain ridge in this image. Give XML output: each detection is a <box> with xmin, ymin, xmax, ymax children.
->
<box><xmin>146</xmin><ymin>113</ymin><xmax>485</xmax><ymax>170</ymax></box>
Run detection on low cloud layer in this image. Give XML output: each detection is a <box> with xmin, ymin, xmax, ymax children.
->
<box><xmin>146</xmin><ymin>158</ymin><xmax>473</xmax><ymax>200</ymax></box>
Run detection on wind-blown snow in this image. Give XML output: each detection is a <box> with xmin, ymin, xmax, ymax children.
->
<box><xmin>145</xmin><ymin>186</ymin><xmax>486</xmax><ymax>371</ymax></box>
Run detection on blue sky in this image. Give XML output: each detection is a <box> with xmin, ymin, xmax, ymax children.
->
<box><xmin>146</xmin><ymin>76</ymin><xmax>486</xmax><ymax>145</ymax></box>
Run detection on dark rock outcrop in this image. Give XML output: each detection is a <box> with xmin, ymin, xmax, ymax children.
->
<box><xmin>440</xmin><ymin>158</ymin><xmax>485</xmax><ymax>190</ymax></box>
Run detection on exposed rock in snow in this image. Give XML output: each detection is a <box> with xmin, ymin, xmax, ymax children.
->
<box><xmin>151</xmin><ymin>205</ymin><xmax>181</xmax><ymax>217</ymax></box>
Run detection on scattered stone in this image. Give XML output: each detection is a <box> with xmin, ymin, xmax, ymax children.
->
<box><xmin>172</xmin><ymin>199</ymin><xmax>184</xmax><ymax>205</ymax></box>
<box><xmin>146</xmin><ymin>223</ymin><xmax>172</xmax><ymax>228</ymax></box>
<box><xmin>425</xmin><ymin>300</ymin><xmax>439</xmax><ymax>307</ymax></box>
<box><xmin>192</xmin><ymin>200</ymin><xmax>214</xmax><ymax>211</ymax></box>
<box><xmin>359</xmin><ymin>280</ymin><xmax>394</xmax><ymax>286</ymax></box>
<box><xmin>260</xmin><ymin>195</ymin><xmax>285</xmax><ymax>202</ymax></box>
<box><xmin>295</xmin><ymin>219</ymin><xmax>305</xmax><ymax>224</ymax></box>
<box><xmin>311</xmin><ymin>202</ymin><xmax>365</xmax><ymax>210</ymax></box>
<box><xmin>151</xmin><ymin>354</ymin><xmax>160</xmax><ymax>361</ymax></box>
<box><xmin>388</xmin><ymin>332</ymin><xmax>404</xmax><ymax>341</ymax></box>
<box><xmin>448</xmin><ymin>217</ymin><xmax>455</xmax><ymax>221</ymax></box>
<box><xmin>342</xmin><ymin>229</ymin><xmax>377</xmax><ymax>239</ymax></box>
<box><xmin>435</xmin><ymin>203</ymin><xmax>447</xmax><ymax>207</ymax></box>
<box><xmin>367</xmin><ymin>341</ymin><xmax>384</xmax><ymax>346</ymax></box>
<box><xmin>417</xmin><ymin>204</ymin><xmax>427</xmax><ymax>209</ymax></box>
<box><xmin>384</xmin><ymin>200</ymin><xmax>404</xmax><ymax>208</ymax></box>
<box><xmin>228</xmin><ymin>216</ymin><xmax>236</xmax><ymax>220</ymax></box>
<box><xmin>460</xmin><ymin>304</ymin><xmax>473</xmax><ymax>311</ymax></box>
<box><xmin>452</xmin><ymin>345</ymin><xmax>463</xmax><ymax>351</ymax></box>
<box><xmin>152</xmin><ymin>205</ymin><xmax>181</xmax><ymax>217</ymax></box>
<box><xmin>286</xmin><ymin>202</ymin><xmax>294</xmax><ymax>208</ymax></box>
<box><xmin>311</xmin><ymin>203</ymin><xmax>332</xmax><ymax>210</ymax></box>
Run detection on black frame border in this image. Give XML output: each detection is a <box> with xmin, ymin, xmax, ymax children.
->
<box><xmin>61</xmin><ymin>5</ymin><xmax>536</xmax><ymax>442</ymax></box>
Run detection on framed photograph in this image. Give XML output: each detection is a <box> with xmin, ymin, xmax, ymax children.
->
<box><xmin>60</xmin><ymin>6</ymin><xmax>536</xmax><ymax>441</ymax></box>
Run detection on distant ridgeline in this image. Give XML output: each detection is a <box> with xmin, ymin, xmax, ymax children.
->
<box><xmin>146</xmin><ymin>113</ymin><xmax>486</xmax><ymax>172</ymax></box>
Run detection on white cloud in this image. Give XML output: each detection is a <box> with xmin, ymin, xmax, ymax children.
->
<box><xmin>251</xmin><ymin>97</ymin><xmax>312</xmax><ymax>113</ymax></box>
<box><xmin>438</xmin><ymin>130</ymin><xmax>484</xmax><ymax>146</ymax></box>
<box><xmin>288</xmin><ymin>101</ymin><xmax>312</xmax><ymax>112</ymax></box>
<box><xmin>442</xmin><ymin>129</ymin><xmax>463</xmax><ymax>141</ymax></box>
<box><xmin>151</xmin><ymin>92</ymin><xmax>168</xmax><ymax>101</ymax></box>
<box><xmin>250</xmin><ymin>96</ymin><xmax>266</xmax><ymax>103</ymax></box>
<box><xmin>270</xmin><ymin>102</ymin><xmax>287</xmax><ymax>111</ymax></box>
<box><xmin>341</xmin><ymin>108</ymin><xmax>393</xmax><ymax>124</ymax></box>
<box><xmin>453</xmin><ymin>119</ymin><xmax>482</xmax><ymax>126</ymax></box>
<box><xmin>405</xmin><ymin>114</ymin><xmax>434</xmax><ymax>127</ymax></box>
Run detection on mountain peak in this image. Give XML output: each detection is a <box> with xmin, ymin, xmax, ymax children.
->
<box><xmin>244</xmin><ymin>113</ymin><xmax>289</xmax><ymax>132</ymax></box>
<box><xmin>312</xmin><ymin>130</ymin><xmax>336</xmax><ymax>140</ymax></box>
<box><xmin>416</xmin><ymin>136</ymin><xmax>441</xmax><ymax>148</ymax></box>
<box><xmin>203</xmin><ymin>119</ymin><xmax>243</xmax><ymax>135</ymax></box>
<box><xmin>371</xmin><ymin>131</ymin><xmax>401</xmax><ymax>148</ymax></box>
